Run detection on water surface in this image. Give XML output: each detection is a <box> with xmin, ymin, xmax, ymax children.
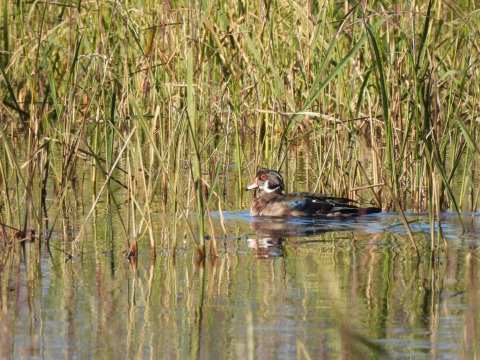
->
<box><xmin>1</xmin><ymin>212</ymin><xmax>479</xmax><ymax>359</ymax></box>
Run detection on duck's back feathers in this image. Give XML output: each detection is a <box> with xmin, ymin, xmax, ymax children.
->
<box><xmin>251</xmin><ymin>191</ymin><xmax>381</xmax><ymax>217</ymax></box>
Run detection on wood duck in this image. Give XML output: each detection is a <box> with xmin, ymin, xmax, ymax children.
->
<box><xmin>245</xmin><ymin>169</ymin><xmax>382</xmax><ymax>217</ymax></box>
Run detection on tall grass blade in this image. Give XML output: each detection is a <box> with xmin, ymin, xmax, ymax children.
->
<box><xmin>187</xmin><ymin>47</ymin><xmax>205</xmax><ymax>256</ymax></box>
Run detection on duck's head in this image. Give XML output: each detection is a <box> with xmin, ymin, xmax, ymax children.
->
<box><xmin>245</xmin><ymin>168</ymin><xmax>285</xmax><ymax>193</ymax></box>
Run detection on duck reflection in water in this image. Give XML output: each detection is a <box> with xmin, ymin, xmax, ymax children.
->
<box><xmin>247</xmin><ymin>236</ymin><xmax>284</xmax><ymax>258</ymax></box>
<box><xmin>246</xmin><ymin>217</ymin><xmax>334</xmax><ymax>259</ymax></box>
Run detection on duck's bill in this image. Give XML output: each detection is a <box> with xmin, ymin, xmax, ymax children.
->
<box><xmin>245</xmin><ymin>179</ymin><xmax>258</xmax><ymax>191</ymax></box>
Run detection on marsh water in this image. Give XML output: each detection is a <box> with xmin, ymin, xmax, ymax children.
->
<box><xmin>1</xmin><ymin>206</ymin><xmax>480</xmax><ymax>359</ymax></box>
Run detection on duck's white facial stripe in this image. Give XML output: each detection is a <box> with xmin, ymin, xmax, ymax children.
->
<box><xmin>272</xmin><ymin>172</ymin><xmax>283</xmax><ymax>184</ymax></box>
<box><xmin>262</xmin><ymin>180</ymin><xmax>280</xmax><ymax>193</ymax></box>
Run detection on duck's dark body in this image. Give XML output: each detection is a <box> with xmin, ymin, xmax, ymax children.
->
<box><xmin>246</xmin><ymin>169</ymin><xmax>382</xmax><ymax>217</ymax></box>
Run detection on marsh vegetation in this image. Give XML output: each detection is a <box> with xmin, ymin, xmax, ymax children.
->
<box><xmin>1</xmin><ymin>0</ymin><xmax>480</xmax><ymax>358</ymax></box>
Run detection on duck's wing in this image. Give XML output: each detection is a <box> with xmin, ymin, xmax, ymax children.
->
<box><xmin>287</xmin><ymin>192</ymin><xmax>376</xmax><ymax>216</ymax></box>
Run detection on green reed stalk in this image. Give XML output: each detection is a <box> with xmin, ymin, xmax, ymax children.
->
<box><xmin>366</xmin><ymin>24</ymin><xmax>394</xmax><ymax>196</ymax></box>
<box><xmin>126</xmin><ymin>144</ymin><xmax>136</xmax><ymax>255</ymax></box>
<box><xmin>134</xmin><ymin>118</ymin><xmax>156</xmax><ymax>256</ymax></box>
<box><xmin>233</xmin><ymin>112</ymin><xmax>243</xmax><ymax>201</ymax></box>
<box><xmin>187</xmin><ymin>47</ymin><xmax>205</xmax><ymax>256</ymax></box>
<box><xmin>0</xmin><ymin>125</ymin><xmax>27</xmax><ymax>232</ymax></box>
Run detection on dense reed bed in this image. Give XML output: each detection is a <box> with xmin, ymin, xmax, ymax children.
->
<box><xmin>0</xmin><ymin>0</ymin><xmax>479</xmax><ymax>256</ymax></box>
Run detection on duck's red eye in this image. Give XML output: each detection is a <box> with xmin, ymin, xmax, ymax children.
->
<box><xmin>260</xmin><ymin>173</ymin><xmax>267</xmax><ymax>180</ymax></box>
